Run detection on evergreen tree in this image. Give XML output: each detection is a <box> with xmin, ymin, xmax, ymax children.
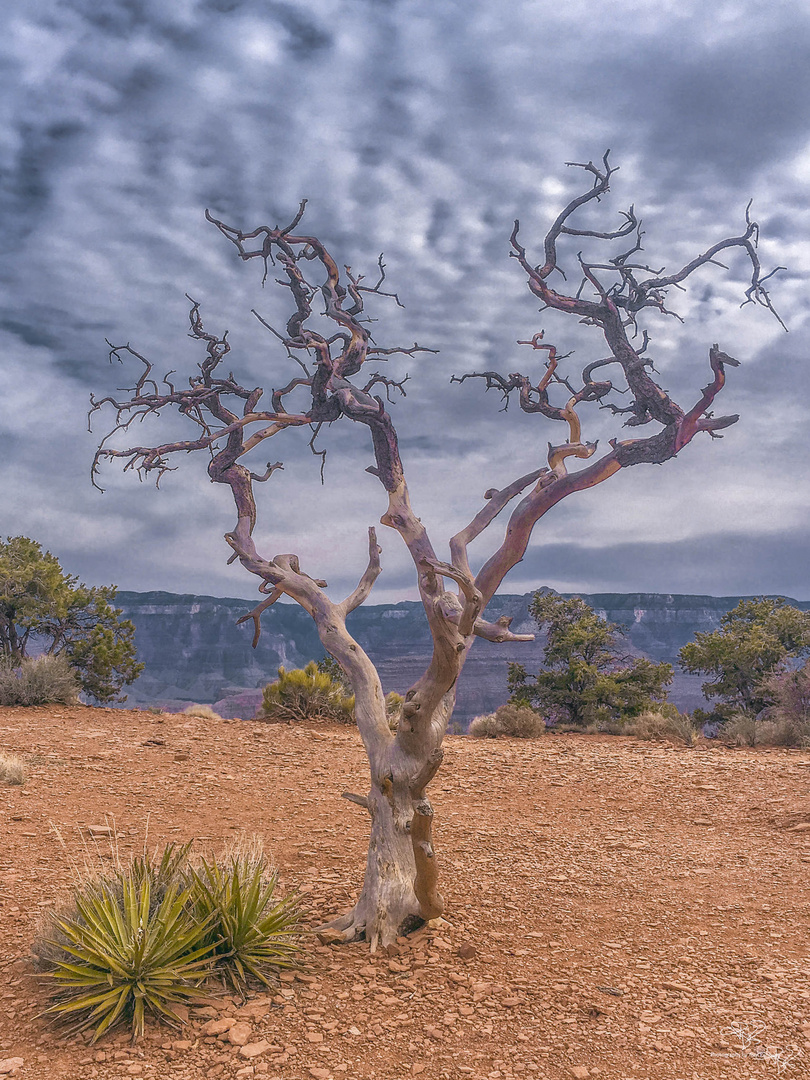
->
<box><xmin>508</xmin><ymin>592</ymin><xmax>672</xmax><ymax>727</ymax></box>
<box><xmin>679</xmin><ymin>597</ymin><xmax>810</xmax><ymax>722</ymax></box>
<box><xmin>0</xmin><ymin>536</ymin><xmax>143</xmax><ymax>704</ymax></box>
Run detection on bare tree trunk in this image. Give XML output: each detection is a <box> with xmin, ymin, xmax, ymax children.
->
<box><xmin>323</xmin><ymin>692</ymin><xmax>451</xmax><ymax>950</ymax></box>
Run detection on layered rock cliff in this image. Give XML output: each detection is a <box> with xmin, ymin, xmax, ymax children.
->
<box><xmin>115</xmin><ymin>590</ymin><xmax>810</xmax><ymax>721</ymax></box>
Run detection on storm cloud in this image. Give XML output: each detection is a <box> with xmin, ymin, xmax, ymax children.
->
<box><xmin>1</xmin><ymin>0</ymin><xmax>808</xmax><ymax>604</ymax></box>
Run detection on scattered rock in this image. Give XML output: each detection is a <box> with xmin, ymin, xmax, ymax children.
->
<box><xmin>456</xmin><ymin>942</ymin><xmax>477</xmax><ymax>960</ymax></box>
<box><xmin>201</xmin><ymin>1018</ymin><xmax>237</xmax><ymax>1037</ymax></box>
<box><xmin>239</xmin><ymin>1041</ymin><xmax>278</xmax><ymax>1059</ymax></box>
<box><xmin>570</xmin><ymin>1068</ymin><xmax>589</xmax><ymax>1080</ymax></box>
<box><xmin>227</xmin><ymin>1021</ymin><xmax>254</xmax><ymax>1046</ymax></box>
<box><xmin>0</xmin><ymin>1061</ymin><xmax>24</xmax><ymax>1077</ymax></box>
<box><xmin>316</xmin><ymin>929</ymin><xmax>345</xmax><ymax>945</ymax></box>
<box><xmin>86</xmin><ymin>825</ymin><xmax>113</xmax><ymax>837</ymax></box>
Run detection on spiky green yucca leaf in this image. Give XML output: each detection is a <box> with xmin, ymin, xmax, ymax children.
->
<box><xmin>188</xmin><ymin>853</ymin><xmax>301</xmax><ymax>992</ymax></box>
<box><xmin>43</xmin><ymin>872</ymin><xmax>214</xmax><ymax>1041</ymax></box>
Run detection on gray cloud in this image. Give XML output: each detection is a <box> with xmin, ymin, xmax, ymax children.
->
<box><xmin>1</xmin><ymin>0</ymin><xmax>809</xmax><ymax>606</ymax></box>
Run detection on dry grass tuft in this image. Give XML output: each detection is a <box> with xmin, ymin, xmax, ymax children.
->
<box><xmin>0</xmin><ymin>655</ymin><xmax>79</xmax><ymax>706</ymax></box>
<box><xmin>469</xmin><ymin>704</ymin><xmax>545</xmax><ymax>739</ymax></box>
<box><xmin>0</xmin><ymin>751</ymin><xmax>26</xmax><ymax>785</ymax></box>
<box><xmin>630</xmin><ymin>710</ymin><xmax>700</xmax><ymax>746</ymax></box>
<box><xmin>182</xmin><ymin>703</ymin><xmax>224</xmax><ymax>721</ymax></box>
<box><xmin>468</xmin><ymin>712</ymin><xmax>500</xmax><ymax>738</ymax></box>
<box><xmin>721</xmin><ymin>713</ymin><xmax>810</xmax><ymax>748</ymax></box>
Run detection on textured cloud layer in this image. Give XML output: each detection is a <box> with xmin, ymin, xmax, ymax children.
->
<box><xmin>1</xmin><ymin>0</ymin><xmax>809</xmax><ymax>602</ymax></box>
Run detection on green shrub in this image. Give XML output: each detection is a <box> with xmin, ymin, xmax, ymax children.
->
<box><xmin>469</xmin><ymin>705</ymin><xmax>545</xmax><ymax>739</ymax></box>
<box><xmin>0</xmin><ymin>655</ymin><xmax>79</xmax><ymax>706</ymax></box>
<box><xmin>257</xmin><ymin>661</ymin><xmax>355</xmax><ymax>724</ymax></box>
<box><xmin>0</xmin><ymin>751</ymin><xmax>26</xmax><ymax>785</ymax></box>
<box><xmin>36</xmin><ymin>841</ymin><xmax>301</xmax><ymax>1042</ymax></box>
<box><xmin>0</xmin><ymin>536</ymin><xmax>142</xmax><ymax>704</ymax></box>
<box><xmin>508</xmin><ymin>592</ymin><xmax>672</xmax><ymax>727</ymax></box>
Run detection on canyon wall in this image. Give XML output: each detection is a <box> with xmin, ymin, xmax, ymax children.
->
<box><xmin>115</xmin><ymin>590</ymin><xmax>810</xmax><ymax>721</ymax></box>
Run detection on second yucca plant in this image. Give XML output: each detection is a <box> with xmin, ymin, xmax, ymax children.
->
<box><xmin>188</xmin><ymin>849</ymin><xmax>301</xmax><ymax>993</ymax></box>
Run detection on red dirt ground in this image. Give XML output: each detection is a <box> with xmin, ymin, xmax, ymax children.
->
<box><xmin>1</xmin><ymin>705</ymin><xmax>809</xmax><ymax>1080</ymax></box>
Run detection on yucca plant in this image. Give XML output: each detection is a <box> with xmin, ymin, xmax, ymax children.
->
<box><xmin>43</xmin><ymin>871</ymin><xmax>215</xmax><ymax>1041</ymax></box>
<box><xmin>129</xmin><ymin>841</ymin><xmax>194</xmax><ymax>898</ymax></box>
<box><xmin>188</xmin><ymin>849</ymin><xmax>301</xmax><ymax>993</ymax></box>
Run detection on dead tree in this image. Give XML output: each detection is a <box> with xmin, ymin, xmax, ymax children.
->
<box><xmin>90</xmin><ymin>153</ymin><xmax>784</xmax><ymax>949</ymax></box>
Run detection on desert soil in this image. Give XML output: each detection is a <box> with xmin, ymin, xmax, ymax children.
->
<box><xmin>1</xmin><ymin>706</ymin><xmax>809</xmax><ymax>1080</ymax></box>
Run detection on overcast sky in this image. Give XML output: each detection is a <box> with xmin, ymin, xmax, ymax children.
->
<box><xmin>2</xmin><ymin>0</ymin><xmax>809</xmax><ymax>606</ymax></box>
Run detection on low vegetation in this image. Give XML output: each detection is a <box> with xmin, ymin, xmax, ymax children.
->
<box><xmin>182</xmin><ymin>703</ymin><xmax>224</xmax><ymax>721</ymax></box>
<box><xmin>35</xmin><ymin>840</ymin><xmax>301</xmax><ymax>1042</ymax></box>
<box><xmin>0</xmin><ymin>654</ymin><xmax>79</xmax><ymax>706</ymax></box>
<box><xmin>257</xmin><ymin>661</ymin><xmax>355</xmax><ymax>724</ymax></box>
<box><xmin>384</xmin><ymin>690</ymin><xmax>404</xmax><ymax>731</ymax></box>
<box><xmin>721</xmin><ymin>710</ymin><xmax>810</xmax><ymax>749</ymax></box>
<box><xmin>257</xmin><ymin>660</ymin><xmax>402</xmax><ymax>728</ymax></box>
<box><xmin>629</xmin><ymin>709</ymin><xmax>701</xmax><ymax>747</ymax></box>
<box><xmin>186</xmin><ymin>841</ymin><xmax>300</xmax><ymax>994</ymax></box>
<box><xmin>0</xmin><ymin>750</ymin><xmax>26</xmax><ymax>785</ymax></box>
<box><xmin>469</xmin><ymin>704</ymin><xmax>546</xmax><ymax>739</ymax></box>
